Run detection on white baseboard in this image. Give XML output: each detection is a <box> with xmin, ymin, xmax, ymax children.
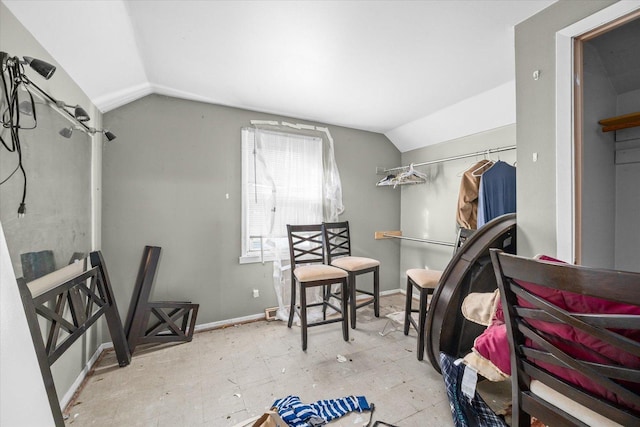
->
<box><xmin>382</xmin><ymin>288</ymin><xmax>402</xmax><ymax>296</ymax></box>
<box><xmin>60</xmin><ymin>342</ymin><xmax>112</xmax><ymax>411</ymax></box>
<box><xmin>61</xmin><ymin>288</ymin><xmax>405</xmax><ymax>407</ymax></box>
<box><xmin>194</xmin><ymin>313</ymin><xmax>266</xmax><ymax>332</ymax></box>
<box><xmin>198</xmin><ymin>289</ymin><xmax>403</xmax><ymax>331</ymax></box>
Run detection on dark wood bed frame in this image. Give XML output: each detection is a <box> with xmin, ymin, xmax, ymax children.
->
<box><xmin>124</xmin><ymin>245</ymin><xmax>199</xmax><ymax>354</ymax></box>
<box><xmin>17</xmin><ymin>251</ymin><xmax>131</xmax><ymax>427</ymax></box>
<box><xmin>425</xmin><ymin>213</ymin><xmax>517</xmax><ymax>372</ymax></box>
<box><xmin>491</xmin><ymin>250</ymin><xmax>640</xmax><ymax>426</ymax></box>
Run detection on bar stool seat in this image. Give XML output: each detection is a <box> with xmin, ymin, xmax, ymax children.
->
<box><xmin>404</xmin><ymin>268</ymin><xmax>441</xmax><ymax>361</ymax></box>
<box><xmin>330</xmin><ymin>256</ymin><xmax>380</xmax><ymax>272</ymax></box>
<box><xmin>294</xmin><ymin>265</ymin><xmax>348</xmax><ymax>281</ymax></box>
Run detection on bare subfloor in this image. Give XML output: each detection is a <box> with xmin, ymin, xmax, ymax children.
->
<box><xmin>64</xmin><ymin>293</ymin><xmax>510</xmax><ymax>426</ymax></box>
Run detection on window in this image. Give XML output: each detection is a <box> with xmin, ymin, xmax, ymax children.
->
<box><xmin>241</xmin><ymin>128</ymin><xmax>325</xmax><ymax>262</ymax></box>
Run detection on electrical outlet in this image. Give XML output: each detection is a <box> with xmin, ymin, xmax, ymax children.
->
<box><xmin>253</xmin><ymin>289</ymin><xmax>259</xmax><ymax>298</ymax></box>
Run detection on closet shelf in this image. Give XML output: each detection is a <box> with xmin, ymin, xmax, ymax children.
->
<box><xmin>598</xmin><ymin>112</ymin><xmax>640</xmax><ymax>132</ymax></box>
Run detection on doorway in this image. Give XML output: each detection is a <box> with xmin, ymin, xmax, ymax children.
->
<box><xmin>575</xmin><ymin>12</ymin><xmax>640</xmax><ymax>271</ymax></box>
<box><xmin>555</xmin><ymin>2</ymin><xmax>640</xmax><ymax>268</ymax></box>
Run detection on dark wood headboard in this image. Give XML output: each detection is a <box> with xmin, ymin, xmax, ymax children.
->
<box><xmin>425</xmin><ymin>213</ymin><xmax>517</xmax><ymax>372</ymax></box>
<box><xmin>17</xmin><ymin>251</ymin><xmax>130</xmax><ymax>426</ymax></box>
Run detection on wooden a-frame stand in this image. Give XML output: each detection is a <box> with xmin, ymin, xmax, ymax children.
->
<box><xmin>124</xmin><ymin>246</ymin><xmax>199</xmax><ymax>354</ymax></box>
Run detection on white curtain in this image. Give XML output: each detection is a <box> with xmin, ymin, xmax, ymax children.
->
<box><xmin>254</xmin><ymin>129</ymin><xmax>323</xmax><ymax>239</ymax></box>
<box><xmin>249</xmin><ymin>124</ymin><xmax>344</xmax><ymax>323</ymax></box>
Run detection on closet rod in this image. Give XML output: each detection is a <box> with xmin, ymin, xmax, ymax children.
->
<box><xmin>382</xmin><ymin>233</ymin><xmax>455</xmax><ymax>247</ymax></box>
<box><xmin>384</xmin><ymin>145</ymin><xmax>516</xmax><ymax>174</ymax></box>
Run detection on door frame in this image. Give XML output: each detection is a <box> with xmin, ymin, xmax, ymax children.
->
<box><xmin>555</xmin><ymin>1</ymin><xmax>640</xmax><ymax>264</ymax></box>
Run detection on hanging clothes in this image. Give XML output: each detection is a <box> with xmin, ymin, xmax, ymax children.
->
<box><xmin>477</xmin><ymin>161</ymin><xmax>516</xmax><ymax>228</ymax></box>
<box><xmin>456</xmin><ymin>159</ymin><xmax>493</xmax><ymax>229</ymax></box>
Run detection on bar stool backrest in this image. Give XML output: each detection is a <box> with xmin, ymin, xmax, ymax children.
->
<box><xmin>323</xmin><ymin>221</ymin><xmax>352</xmax><ymax>263</ymax></box>
<box><xmin>287</xmin><ymin>224</ymin><xmax>326</xmax><ymax>267</ymax></box>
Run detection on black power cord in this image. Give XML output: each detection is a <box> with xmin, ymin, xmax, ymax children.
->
<box><xmin>0</xmin><ymin>54</ymin><xmax>38</xmax><ymax>217</ymax></box>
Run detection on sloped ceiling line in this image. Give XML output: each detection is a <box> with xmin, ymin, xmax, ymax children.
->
<box><xmin>3</xmin><ymin>0</ymin><xmax>556</xmax><ymax>152</ymax></box>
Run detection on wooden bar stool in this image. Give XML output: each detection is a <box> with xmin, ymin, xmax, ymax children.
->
<box><xmin>404</xmin><ymin>268</ymin><xmax>441</xmax><ymax>360</ymax></box>
<box><xmin>323</xmin><ymin>221</ymin><xmax>380</xmax><ymax>329</ymax></box>
<box><xmin>404</xmin><ymin>228</ymin><xmax>473</xmax><ymax>360</ymax></box>
<box><xmin>287</xmin><ymin>224</ymin><xmax>349</xmax><ymax>351</ymax></box>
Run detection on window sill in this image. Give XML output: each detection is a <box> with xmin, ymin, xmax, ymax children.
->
<box><xmin>239</xmin><ymin>254</ymin><xmax>277</xmax><ymax>265</ymax></box>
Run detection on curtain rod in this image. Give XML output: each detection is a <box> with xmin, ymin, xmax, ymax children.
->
<box><xmin>383</xmin><ymin>145</ymin><xmax>516</xmax><ymax>174</ymax></box>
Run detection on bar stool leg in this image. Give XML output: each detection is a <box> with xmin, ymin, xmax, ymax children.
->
<box><xmin>417</xmin><ymin>287</ymin><xmax>428</xmax><ymax>361</ymax></box>
<box><xmin>350</xmin><ymin>272</ymin><xmax>357</xmax><ymax>329</ymax></box>
<box><xmin>322</xmin><ymin>284</ymin><xmax>328</xmax><ymax>321</ymax></box>
<box><xmin>300</xmin><ymin>284</ymin><xmax>308</xmax><ymax>351</ymax></box>
<box><xmin>373</xmin><ymin>267</ymin><xmax>380</xmax><ymax>318</ymax></box>
<box><xmin>404</xmin><ymin>277</ymin><xmax>413</xmax><ymax>336</ymax></box>
<box><xmin>288</xmin><ymin>279</ymin><xmax>297</xmax><ymax>328</ymax></box>
<box><xmin>341</xmin><ymin>279</ymin><xmax>349</xmax><ymax>342</ymax></box>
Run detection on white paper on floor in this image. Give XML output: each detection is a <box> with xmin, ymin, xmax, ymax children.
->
<box><xmin>379</xmin><ymin>311</ymin><xmax>405</xmax><ymax>336</ymax></box>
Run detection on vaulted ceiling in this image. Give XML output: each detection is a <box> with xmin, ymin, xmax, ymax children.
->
<box><xmin>3</xmin><ymin>0</ymin><xmax>555</xmax><ymax>151</ymax></box>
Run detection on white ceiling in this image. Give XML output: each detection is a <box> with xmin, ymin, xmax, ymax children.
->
<box><xmin>587</xmin><ymin>16</ymin><xmax>640</xmax><ymax>95</ymax></box>
<box><xmin>3</xmin><ymin>0</ymin><xmax>555</xmax><ymax>152</ymax></box>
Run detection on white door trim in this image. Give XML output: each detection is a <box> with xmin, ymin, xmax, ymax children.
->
<box><xmin>555</xmin><ymin>1</ymin><xmax>640</xmax><ymax>263</ymax></box>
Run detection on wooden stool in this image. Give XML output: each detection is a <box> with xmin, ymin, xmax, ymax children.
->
<box><xmin>287</xmin><ymin>224</ymin><xmax>349</xmax><ymax>351</ymax></box>
<box><xmin>323</xmin><ymin>221</ymin><xmax>380</xmax><ymax>329</ymax></box>
<box><xmin>404</xmin><ymin>268</ymin><xmax>441</xmax><ymax>360</ymax></box>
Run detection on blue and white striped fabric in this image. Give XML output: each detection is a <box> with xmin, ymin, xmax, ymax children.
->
<box><xmin>272</xmin><ymin>395</ymin><xmax>371</xmax><ymax>427</ymax></box>
<box><xmin>440</xmin><ymin>352</ymin><xmax>508</xmax><ymax>427</ymax></box>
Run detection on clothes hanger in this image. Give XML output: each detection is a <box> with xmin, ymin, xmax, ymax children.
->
<box><xmin>407</xmin><ymin>163</ymin><xmax>428</xmax><ymax>180</ymax></box>
<box><xmin>471</xmin><ymin>153</ymin><xmax>494</xmax><ymax>177</ymax></box>
<box><xmin>396</xmin><ymin>164</ymin><xmax>410</xmax><ymax>181</ymax></box>
<box><xmin>376</xmin><ymin>174</ymin><xmax>396</xmax><ymax>186</ymax></box>
<box><xmin>458</xmin><ymin>157</ymin><xmax>490</xmax><ymax>177</ymax></box>
<box><xmin>394</xmin><ymin>164</ymin><xmax>426</xmax><ymax>187</ymax></box>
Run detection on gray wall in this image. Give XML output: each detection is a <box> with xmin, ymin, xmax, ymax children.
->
<box><xmin>514</xmin><ymin>0</ymin><xmax>616</xmax><ymax>257</ymax></box>
<box><xmin>0</xmin><ymin>95</ymin><xmax>93</xmax><ymax>277</ymax></box>
<box><xmin>399</xmin><ymin>125</ymin><xmax>516</xmax><ymax>286</ymax></box>
<box><xmin>0</xmin><ymin>2</ymin><xmax>102</xmax><ymax>424</ymax></box>
<box><xmin>615</xmin><ymin>89</ymin><xmax>640</xmax><ymax>271</ymax></box>
<box><xmin>581</xmin><ymin>42</ymin><xmax>618</xmax><ymax>268</ymax></box>
<box><xmin>103</xmin><ymin>94</ymin><xmax>401</xmax><ymax>324</ymax></box>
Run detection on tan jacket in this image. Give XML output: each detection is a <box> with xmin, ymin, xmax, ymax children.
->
<box><xmin>457</xmin><ymin>160</ymin><xmax>492</xmax><ymax>229</ymax></box>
